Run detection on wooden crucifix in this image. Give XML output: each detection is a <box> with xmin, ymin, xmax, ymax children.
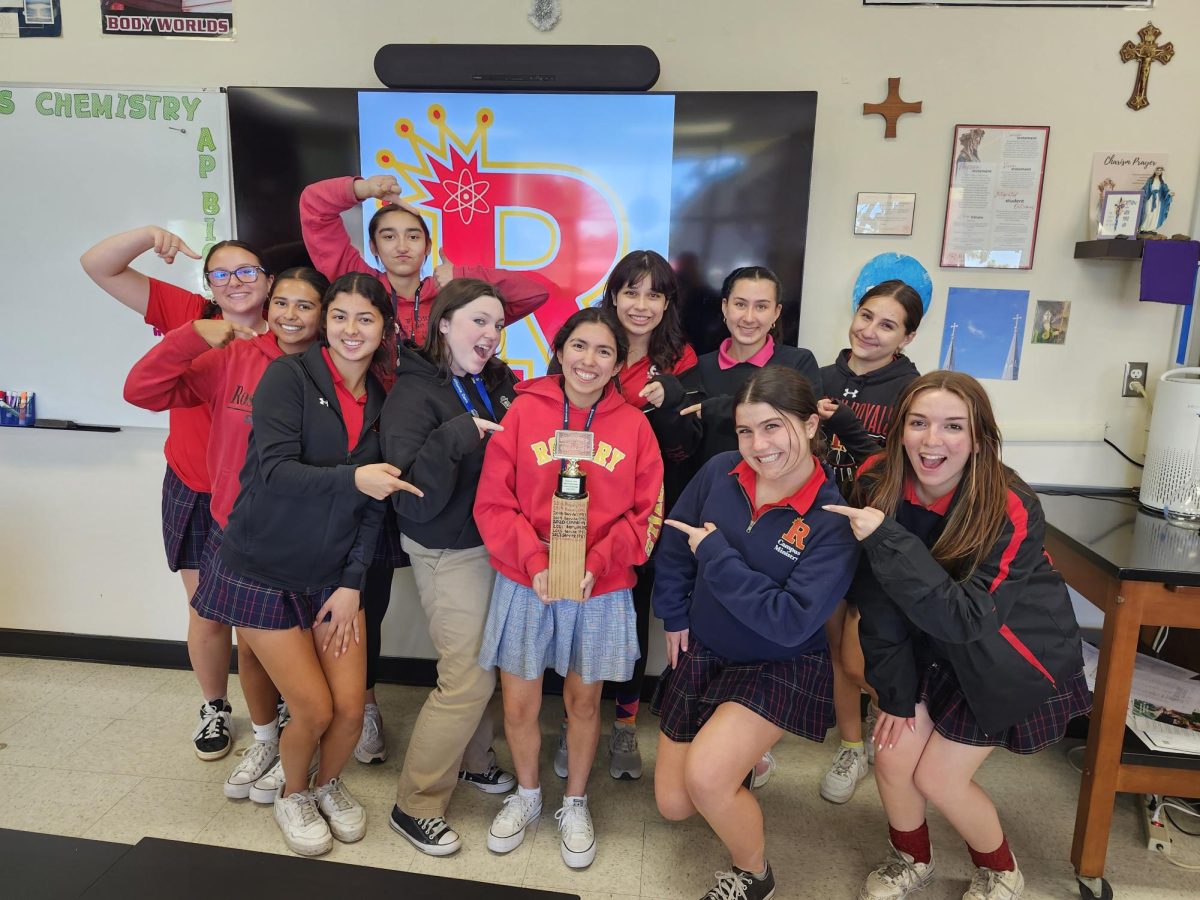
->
<box><xmin>863</xmin><ymin>77</ymin><xmax>922</xmax><ymax>139</ymax></box>
<box><xmin>1120</xmin><ymin>21</ymin><xmax>1174</xmax><ymax>112</ymax></box>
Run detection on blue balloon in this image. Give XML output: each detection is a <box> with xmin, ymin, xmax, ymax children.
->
<box><xmin>853</xmin><ymin>254</ymin><xmax>933</xmax><ymax>312</ymax></box>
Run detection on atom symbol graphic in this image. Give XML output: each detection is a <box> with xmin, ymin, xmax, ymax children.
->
<box><xmin>442</xmin><ymin>168</ymin><xmax>492</xmax><ymax>225</ymax></box>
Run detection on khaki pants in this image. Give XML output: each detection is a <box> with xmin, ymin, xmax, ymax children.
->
<box><xmin>396</xmin><ymin>537</ymin><xmax>499</xmax><ymax>817</ymax></box>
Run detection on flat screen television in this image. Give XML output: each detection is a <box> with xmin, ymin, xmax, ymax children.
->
<box><xmin>227</xmin><ymin>87</ymin><xmax>816</xmax><ymax>371</ymax></box>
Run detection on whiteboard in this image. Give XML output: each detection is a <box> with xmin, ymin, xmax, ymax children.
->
<box><xmin>0</xmin><ymin>84</ymin><xmax>232</xmax><ymax>428</ymax></box>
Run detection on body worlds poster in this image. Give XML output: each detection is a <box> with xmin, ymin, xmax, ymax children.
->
<box><xmin>100</xmin><ymin>1</ymin><xmax>233</xmax><ymax>38</ymax></box>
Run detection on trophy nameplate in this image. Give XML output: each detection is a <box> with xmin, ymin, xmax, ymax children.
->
<box><xmin>548</xmin><ymin>430</ymin><xmax>593</xmax><ymax>600</ymax></box>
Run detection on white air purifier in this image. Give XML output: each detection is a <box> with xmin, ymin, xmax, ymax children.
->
<box><xmin>1140</xmin><ymin>367</ymin><xmax>1200</xmax><ymax>512</ymax></box>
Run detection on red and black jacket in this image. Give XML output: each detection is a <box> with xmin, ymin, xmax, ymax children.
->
<box><xmin>849</xmin><ymin>468</ymin><xmax>1084</xmax><ymax>735</ymax></box>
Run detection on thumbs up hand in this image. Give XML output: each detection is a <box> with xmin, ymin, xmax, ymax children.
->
<box><xmin>433</xmin><ymin>250</ymin><xmax>455</xmax><ymax>288</ymax></box>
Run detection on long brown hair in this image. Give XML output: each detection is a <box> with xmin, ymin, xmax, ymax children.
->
<box><xmin>596</xmin><ymin>250</ymin><xmax>687</xmax><ymax>373</ymax></box>
<box><xmin>860</xmin><ymin>370</ymin><xmax>1010</xmax><ymax>580</ymax></box>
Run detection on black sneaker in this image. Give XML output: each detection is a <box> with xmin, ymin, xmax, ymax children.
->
<box><xmin>193</xmin><ymin>699</ymin><xmax>233</xmax><ymax>760</ymax></box>
<box><xmin>700</xmin><ymin>864</ymin><xmax>775</xmax><ymax>900</ymax></box>
<box><xmin>458</xmin><ymin>748</ymin><xmax>517</xmax><ymax>794</ymax></box>
<box><xmin>388</xmin><ymin>805</ymin><xmax>463</xmax><ymax>856</ymax></box>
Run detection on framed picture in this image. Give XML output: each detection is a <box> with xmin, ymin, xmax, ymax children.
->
<box><xmin>854</xmin><ymin>192</ymin><xmax>916</xmax><ymax>235</ymax></box>
<box><xmin>1098</xmin><ymin>190</ymin><xmax>1143</xmax><ymax>238</ymax></box>
<box><xmin>940</xmin><ymin>124</ymin><xmax>1050</xmax><ymax>270</ymax></box>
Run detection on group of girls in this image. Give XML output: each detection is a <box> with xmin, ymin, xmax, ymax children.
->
<box><xmin>84</xmin><ymin>174</ymin><xmax>1089</xmax><ymax>900</ymax></box>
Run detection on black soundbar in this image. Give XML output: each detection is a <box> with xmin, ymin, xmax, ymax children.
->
<box><xmin>374</xmin><ymin>44</ymin><xmax>659</xmax><ymax>92</ymax></box>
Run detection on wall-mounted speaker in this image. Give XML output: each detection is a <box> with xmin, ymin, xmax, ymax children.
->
<box><xmin>373</xmin><ymin>44</ymin><xmax>659</xmax><ymax>92</ymax></box>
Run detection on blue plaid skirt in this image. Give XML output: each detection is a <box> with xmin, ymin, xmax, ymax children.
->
<box><xmin>192</xmin><ymin>527</ymin><xmax>339</xmax><ymax>631</ymax></box>
<box><xmin>478</xmin><ymin>573</ymin><xmax>638</xmax><ymax>684</ymax></box>
<box><xmin>919</xmin><ymin>661</ymin><xmax>1092</xmax><ymax>754</ymax></box>
<box><xmin>161</xmin><ymin>465</ymin><xmax>213</xmax><ymax>573</ymax></box>
<box><xmin>651</xmin><ymin>638</ymin><xmax>835</xmax><ymax>743</ymax></box>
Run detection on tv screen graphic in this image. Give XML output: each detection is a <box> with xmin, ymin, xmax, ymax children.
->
<box><xmin>228</xmin><ymin>87</ymin><xmax>815</xmax><ymax>374</ymax></box>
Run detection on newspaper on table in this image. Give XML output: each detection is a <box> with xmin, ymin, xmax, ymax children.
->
<box><xmin>1082</xmin><ymin>642</ymin><xmax>1200</xmax><ymax>756</ymax></box>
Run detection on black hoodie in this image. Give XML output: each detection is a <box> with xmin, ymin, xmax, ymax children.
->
<box><xmin>820</xmin><ymin>350</ymin><xmax>920</xmax><ymax>489</ymax></box>
<box><xmin>221</xmin><ymin>343</ymin><xmax>387</xmax><ymax>593</ymax></box>
<box><xmin>380</xmin><ymin>344</ymin><xmax>518</xmax><ymax>550</ymax></box>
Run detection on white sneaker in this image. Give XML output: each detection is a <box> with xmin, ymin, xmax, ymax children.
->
<box><xmin>751</xmin><ymin>750</ymin><xmax>777</xmax><ymax>790</ymax></box>
<box><xmin>273</xmin><ymin>788</ymin><xmax>332</xmax><ymax>857</ymax></box>
<box><xmin>962</xmin><ymin>859</ymin><xmax>1024</xmax><ymax>900</ymax></box>
<box><xmin>820</xmin><ymin>744</ymin><xmax>869</xmax><ymax>804</ymax></box>
<box><xmin>314</xmin><ymin>777</ymin><xmax>367</xmax><ymax>843</ymax></box>
<box><xmin>353</xmin><ymin>703</ymin><xmax>388</xmax><ymax>764</ymax></box>
<box><xmin>250</xmin><ymin>751</ymin><xmax>319</xmax><ymax>805</ymax></box>
<box><xmin>553</xmin><ymin>720</ymin><xmax>568</xmax><ymax>778</ymax></box>
<box><xmin>859</xmin><ymin>844</ymin><xmax>935</xmax><ymax>900</ymax></box>
<box><xmin>608</xmin><ymin>722</ymin><xmax>642</xmax><ymax>780</ymax></box>
<box><xmin>488</xmin><ymin>791</ymin><xmax>542</xmax><ymax>854</ymax></box>
<box><xmin>223</xmin><ymin>739</ymin><xmax>278</xmax><ymax>799</ymax></box>
<box><xmin>866</xmin><ymin>703</ymin><xmax>880</xmax><ymax>765</ymax></box>
<box><xmin>555</xmin><ymin>796</ymin><xmax>596</xmax><ymax>869</ymax></box>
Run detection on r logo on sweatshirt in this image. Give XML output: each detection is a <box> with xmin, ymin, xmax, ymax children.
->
<box><xmin>775</xmin><ymin>516</ymin><xmax>810</xmax><ymax>561</ymax></box>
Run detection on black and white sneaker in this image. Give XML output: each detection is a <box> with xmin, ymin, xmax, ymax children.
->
<box><xmin>700</xmin><ymin>864</ymin><xmax>775</xmax><ymax>900</ymax></box>
<box><xmin>388</xmin><ymin>805</ymin><xmax>462</xmax><ymax>856</ymax></box>
<box><xmin>193</xmin><ymin>699</ymin><xmax>233</xmax><ymax>760</ymax></box>
<box><xmin>458</xmin><ymin>748</ymin><xmax>516</xmax><ymax>794</ymax></box>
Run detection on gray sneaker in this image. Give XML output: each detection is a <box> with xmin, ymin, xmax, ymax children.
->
<box><xmin>608</xmin><ymin>722</ymin><xmax>642</xmax><ymax>780</ymax></box>
<box><xmin>353</xmin><ymin>703</ymin><xmax>388</xmax><ymax>764</ymax></box>
<box><xmin>223</xmin><ymin>738</ymin><xmax>279</xmax><ymax>799</ymax></box>
<box><xmin>553</xmin><ymin>720</ymin><xmax>569</xmax><ymax>778</ymax></box>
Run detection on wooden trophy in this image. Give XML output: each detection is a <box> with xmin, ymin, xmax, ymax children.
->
<box><xmin>548</xmin><ymin>429</ymin><xmax>593</xmax><ymax>601</ymax></box>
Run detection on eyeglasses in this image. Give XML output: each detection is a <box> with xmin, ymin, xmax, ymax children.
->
<box><xmin>206</xmin><ymin>265</ymin><xmax>266</xmax><ymax>286</ymax></box>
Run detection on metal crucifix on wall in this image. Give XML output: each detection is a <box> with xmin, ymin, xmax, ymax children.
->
<box><xmin>1120</xmin><ymin>21</ymin><xmax>1174</xmax><ymax>112</ymax></box>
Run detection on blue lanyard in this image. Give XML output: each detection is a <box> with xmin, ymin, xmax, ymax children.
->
<box><xmin>452</xmin><ymin>375</ymin><xmax>495</xmax><ymax>420</ymax></box>
<box><xmin>560</xmin><ymin>392</ymin><xmax>599</xmax><ymax>471</ymax></box>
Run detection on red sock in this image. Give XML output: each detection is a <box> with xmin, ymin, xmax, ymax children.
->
<box><xmin>888</xmin><ymin>821</ymin><xmax>931</xmax><ymax>865</ymax></box>
<box><xmin>967</xmin><ymin>835</ymin><xmax>1015</xmax><ymax>872</ymax></box>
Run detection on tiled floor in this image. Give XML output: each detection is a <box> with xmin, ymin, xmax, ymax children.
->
<box><xmin>2</xmin><ymin>655</ymin><xmax>1197</xmax><ymax>899</ymax></box>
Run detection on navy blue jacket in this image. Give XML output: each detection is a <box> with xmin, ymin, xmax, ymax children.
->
<box><xmin>653</xmin><ymin>451</ymin><xmax>859</xmax><ymax>663</ymax></box>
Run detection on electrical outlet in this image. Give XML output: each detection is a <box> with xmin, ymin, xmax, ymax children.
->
<box><xmin>1123</xmin><ymin>361</ymin><xmax>1148</xmax><ymax>398</ymax></box>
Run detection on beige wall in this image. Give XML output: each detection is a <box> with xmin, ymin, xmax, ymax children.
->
<box><xmin>2</xmin><ymin>0</ymin><xmax>1195</xmax><ymax>646</ymax></box>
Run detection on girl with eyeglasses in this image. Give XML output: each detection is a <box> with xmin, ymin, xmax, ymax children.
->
<box><xmin>81</xmin><ymin>226</ymin><xmax>274</xmax><ymax>763</ymax></box>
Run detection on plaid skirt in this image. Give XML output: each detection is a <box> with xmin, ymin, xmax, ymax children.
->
<box><xmin>651</xmin><ymin>638</ymin><xmax>835</xmax><ymax>743</ymax></box>
<box><xmin>919</xmin><ymin>661</ymin><xmax>1092</xmax><ymax>754</ymax></box>
<box><xmin>192</xmin><ymin>527</ymin><xmax>339</xmax><ymax>631</ymax></box>
<box><xmin>161</xmin><ymin>465</ymin><xmax>213</xmax><ymax>573</ymax></box>
<box><xmin>373</xmin><ymin>513</ymin><xmax>410</xmax><ymax>569</ymax></box>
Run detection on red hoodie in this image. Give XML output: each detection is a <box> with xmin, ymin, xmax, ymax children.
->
<box><xmin>124</xmin><ymin>325</ymin><xmax>286</xmax><ymax>528</ymax></box>
<box><xmin>299</xmin><ymin>175</ymin><xmax>550</xmax><ymax>344</ymax></box>
<box><xmin>143</xmin><ymin>278</ymin><xmax>215</xmax><ymax>493</ymax></box>
<box><xmin>473</xmin><ymin>375</ymin><xmax>665</xmax><ymax>595</ymax></box>
<box><xmin>617</xmin><ymin>344</ymin><xmax>698</xmax><ymax>410</ymax></box>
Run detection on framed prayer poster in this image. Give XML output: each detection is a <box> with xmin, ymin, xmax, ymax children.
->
<box><xmin>940</xmin><ymin>124</ymin><xmax>1049</xmax><ymax>270</ymax></box>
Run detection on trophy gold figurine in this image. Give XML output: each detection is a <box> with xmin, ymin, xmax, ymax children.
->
<box><xmin>548</xmin><ymin>429</ymin><xmax>593</xmax><ymax>600</ymax></box>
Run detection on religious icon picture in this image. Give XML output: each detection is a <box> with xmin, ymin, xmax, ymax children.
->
<box><xmin>1138</xmin><ymin>166</ymin><xmax>1174</xmax><ymax>234</ymax></box>
<box><xmin>1030</xmin><ymin>300</ymin><xmax>1070</xmax><ymax>346</ymax></box>
<box><xmin>1098</xmin><ymin>191</ymin><xmax>1143</xmax><ymax>238</ymax></box>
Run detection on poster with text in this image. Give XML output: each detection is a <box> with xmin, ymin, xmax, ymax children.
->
<box><xmin>100</xmin><ymin>1</ymin><xmax>233</xmax><ymax>38</ymax></box>
<box><xmin>358</xmin><ymin>92</ymin><xmax>676</xmax><ymax>378</ymax></box>
<box><xmin>939</xmin><ymin>287</ymin><xmax>1029</xmax><ymax>381</ymax></box>
<box><xmin>940</xmin><ymin>125</ymin><xmax>1049</xmax><ymax>270</ymax></box>
<box><xmin>1090</xmin><ymin>151</ymin><xmax>1171</xmax><ymax>233</ymax></box>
